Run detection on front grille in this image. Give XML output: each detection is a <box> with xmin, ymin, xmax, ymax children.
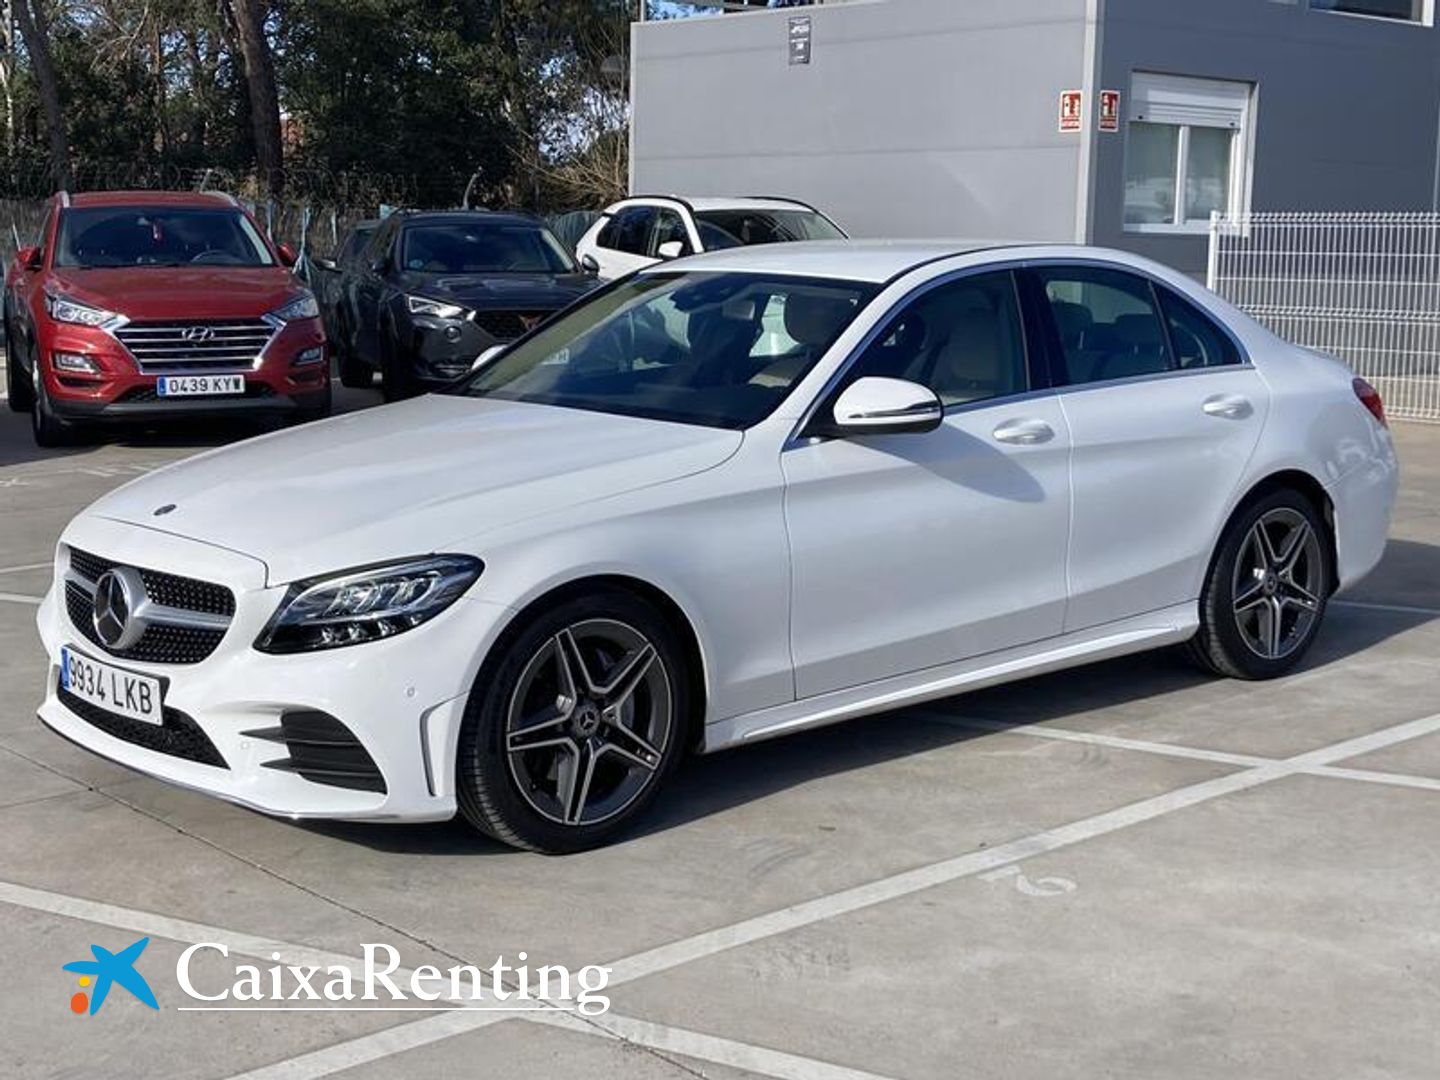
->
<box><xmin>58</xmin><ymin>685</ymin><xmax>227</xmax><ymax>768</ymax></box>
<box><xmin>115</xmin><ymin>319</ymin><xmax>276</xmax><ymax>374</ymax></box>
<box><xmin>116</xmin><ymin>384</ymin><xmax>277</xmax><ymax>404</ymax></box>
<box><xmin>243</xmin><ymin>711</ymin><xmax>387</xmax><ymax>794</ymax></box>
<box><xmin>66</xmin><ymin>547</ymin><xmax>235</xmax><ymax>664</ymax></box>
<box><xmin>472</xmin><ymin>309</ymin><xmax>554</xmax><ymax>341</ymax></box>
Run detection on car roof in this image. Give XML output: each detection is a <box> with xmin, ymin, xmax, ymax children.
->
<box><xmin>636</xmin><ymin>240</ymin><xmax>1011</xmax><ymax>283</ymax></box>
<box><xmin>391</xmin><ymin>210</ymin><xmax>545</xmax><ymax>229</ymax></box>
<box><xmin>65</xmin><ymin>190</ymin><xmax>241</xmax><ymax>209</ymax></box>
<box><xmin>616</xmin><ymin>195</ymin><xmax>829</xmax><ymax>214</ymax></box>
<box><xmin>639</xmin><ymin>240</ymin><xmax>1184</xmax><ymax>285</ymax></box>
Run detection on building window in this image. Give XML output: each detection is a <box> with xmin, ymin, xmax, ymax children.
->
<box><xmin>1310</xmin><ymin>0</ymin><xmax>1428</xmax><ymax>23</ymax></box>
<box><xmin>1123</xmin><ymin>73</ymin><xmax>1254</xmax><ymax>233</ymax></box>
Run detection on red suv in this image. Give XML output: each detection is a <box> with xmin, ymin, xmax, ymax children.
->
<box><xmin>4</xmin><ymin>190</ymin><xmax>329</xmax><ymax>446</ymax></box>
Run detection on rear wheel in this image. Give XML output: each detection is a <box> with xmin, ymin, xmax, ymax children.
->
<box><xmin>5</xmin><ymin>322</ymin><xmax>34</xmax><ymax>412</ymax></box>
<box><xmin>1186</xmin><ymin>489</ymin><xmax>1331</xmax><ymax>679</ymax></box>
<box><xmin>456</xmin><ymin>589</ymin><xmax>690</xmax><ymax>853</ymax></box>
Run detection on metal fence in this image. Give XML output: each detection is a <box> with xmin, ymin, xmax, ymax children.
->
<box><xmin>1207</xmin><ymin>211</ymin><xmax>1440</xmax><ymax>423</ymax></box>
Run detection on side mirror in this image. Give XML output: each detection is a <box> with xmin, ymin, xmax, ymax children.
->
<box><xmin>471</xmin><ymin>344</ymin><xmax>505</xmax><ymax>371</ymax></box>
<box><xmin>276</xmin><ymin>242</ymin><xmax>298</xmax><ymax>266</ymax></box>
<box><xmin>580</xmin><ymin>253</ymin><xmax>600</xmax><ymax>275</ymax></box>
<box><xmin>17</xmin><ymin>245</ymin><xmax>40</xmax><ymax>271</ymax></box>
<box><xmin>656</xmin><ymin>240</ymin><xmax>685</xmax><ymax>260</ymax></box>
<box><xmin>827</xmin><ymin>377</ymin><xmax>943</xmax><ymax>436</ymax></box>
<box><xmin>314</xmin><ymin>256</ymin><xmax>338</xmax><ymax>272</ymax></box>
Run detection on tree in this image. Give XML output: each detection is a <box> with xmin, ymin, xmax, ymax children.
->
<box><xmin>13</xmin><ymin>0</ymin><xmax>71</xmax><ymax>187</ymax></box>
<box><xmin>223</xmin><ymin>0</ymin><xmax>283</xmax><ymax>193</ymax></box>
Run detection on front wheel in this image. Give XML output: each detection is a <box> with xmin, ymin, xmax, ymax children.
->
<box><xmin>1186</xmin><ymin>489</ymin><xmax>1332</xmax><ymax>679</ymax></box>
<box><xmin>457</xmin><ymin>589</ymin><xmax>690</xmax><ymax>853</ymax></box>
<box><xmin>31</xmin><ymin>357</ymin><xmax>78</xmax><ymax>447</ymax></box>
<box><xmin>5</xmin><ymin>322</ymin><xmax>34</xmax><ymax>412</ymax></box>
<box><xmin>379</xmin><ymin>330</ymin><xmax>419</xmax><ymax>402</ymax></box>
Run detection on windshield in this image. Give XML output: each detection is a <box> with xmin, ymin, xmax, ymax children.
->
<box><xmin>55</xmin><ymin>207</ymin><xmax>274</xmax><ymax>268</ymax></box>
<box><xmin>400</xmin><ymin>222</ymin><xmax>576</xmax><ymax>274</ymax></box>
<box><xmin>449</xmin><ymin>272</ymin><xmax>877</xmax><ymax>430</ymax></box>
<box><xmin>695</xmin><ymin>209</ymin><xmax>845</xmax><ymax>252</ymax></box>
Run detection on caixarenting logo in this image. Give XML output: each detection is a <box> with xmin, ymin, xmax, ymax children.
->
<box><xmin>63</xmin><ymin>937</ymin><xmax>612</xmax><ymax>1016</ymax></box>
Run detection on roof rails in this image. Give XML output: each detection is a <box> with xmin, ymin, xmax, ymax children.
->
<box><xmin>56</xmin><ymin>190</ymin><xmax>70</xmax><ymax>208</ymax></box>
<box><xmin>743</xmin><ymin>195</ymin><xmax>822</xmax><ymax>212</ymax></box>
<box><xmin>624</xmin><ymin>194</ymin><xmax>697</xmax><ymax>213</ymax></box>
<box><xmin>200</xmin><ymin>189</ymin><xmax>240</xmax><ymax>206</ymax></box>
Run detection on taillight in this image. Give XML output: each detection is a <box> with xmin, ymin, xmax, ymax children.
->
<box><xmin>1353</xmin><ymin>377</ymin><xmax>1387</xmax><ymax>428</ymax></box>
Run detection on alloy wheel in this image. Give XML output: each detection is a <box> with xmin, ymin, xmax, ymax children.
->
<box><xmin>1231</xmin><ymin>506</ymin><xmax>1324</xmax><ymax>660</ymax></box>
<box><xmin>504</xmin><ymin>618</ymin><xmax>673</xmax><ymax>827</ymax></box>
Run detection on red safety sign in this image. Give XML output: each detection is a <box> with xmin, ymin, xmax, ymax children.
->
<box><xmin>1059</xmin><ymin>90</ymin><xmax>1083</xmax><ymax>133</ymax></box>
<box><xmin>1099</xmin><ymin>90</ymin><xmax>1121</xmax><ymax>132</ymax></box>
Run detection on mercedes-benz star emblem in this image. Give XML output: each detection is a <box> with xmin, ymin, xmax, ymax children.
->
<box><xmin>92</xmin><ymin>567</ymin><xmax>149</xmax><ymax>650</ymax></box>
<box><xmin>180</xmin><ymin>325</ymin><xmax>215</xmax><ymax>343</ymax></box>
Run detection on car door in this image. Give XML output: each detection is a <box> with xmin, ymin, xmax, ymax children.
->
<box><xmin>782</xmin><ymin>269</ymin><xmax>1073</xmax><ymax>698</ymax></box>
<box><xmin>348</xmin><ymin>219</ymin><xmax>397</xmax><ymax>364</ymax></box>
<box><xmin>1023</xmin><ymin>262</ymin><xmax>1270</xmax><ymax>631</ymax></box>
<box><xmin>588</xmin><ymin>205</ymin><xmax>658</xmax><ymax>280</ymax></box>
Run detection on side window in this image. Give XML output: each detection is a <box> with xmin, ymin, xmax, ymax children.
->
<box><xmin>597</xmin><ymin>207</ymin><xmax>654</xmax><ymax>256</ymax></box>
<box><xmin>1036</xmin><ymin>267</ymin><xmax>1172</xmax><ymax>385</ymax></box>
<box><xmin>650</xmin><ymin>208</ymin><xmax>692</xmax><ymax>257</ymax></box>
<box><xmin>361</xmin><ymin>221</ymin><xmax>395</xmax><ymax>268</ymax></box>
<box><xmin>1158</xmin><ymin>287</ymin><xmax>1240</xmax><ymax>368</ymax></box>
<box><xmin>846</xmin><ymin>272</ymin><xmax>1028</xmax><ymax>408</ymax></box>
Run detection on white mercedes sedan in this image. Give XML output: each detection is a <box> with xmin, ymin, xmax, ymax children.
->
<box><xmin>36</xmin><ymin>243</ymin><xmax>1397</xmax><ymax>852</ymax></box>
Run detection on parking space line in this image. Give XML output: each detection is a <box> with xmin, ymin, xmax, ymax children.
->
<box><xmin>528</xmin><ymin>1010</ymin><xmax>900</xmax><ymax>1080</ymax></box>
<box><xmin>0</xmin><ymin>562</ymin><xmax>50</xmax><ymax>576</ymax></box>
<box><xmin>0</xmin><ymin>592</ymin><xmax>42</xmax><ymax>606</ymax></box>
<box><xmin>921</xmin><ymin>713</ymin><xmax>1440</xmax><ymax>793</ymax></box>
<box><xmin>1333</xmin><ymin>598</ymin><xmax>1440</xmax><ymax>618</ymax></box>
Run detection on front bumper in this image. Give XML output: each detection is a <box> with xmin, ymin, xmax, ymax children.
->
<box><xmin>35</xmin><ymin>516</ymin><xmax>513</xmax><ymax>822</ymax></box>
<box><xmin>41</xmin><ymin>317</ymin><xmax>329</xmax><ymax>421</ymax></box>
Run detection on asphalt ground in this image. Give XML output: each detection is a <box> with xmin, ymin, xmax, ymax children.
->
<box><xmin>1</xmin><ymin>359</ymin><xmax>1437</xmax><ymax>1080</ymax></box>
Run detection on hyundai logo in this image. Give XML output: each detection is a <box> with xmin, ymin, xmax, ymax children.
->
<box><xmin>180</xmin><ymin>326</ymin><xmax>216</xmax><ymax>343</ymax></box>
<box><xmin>92</xmin><ymin>567</ymin><xmax>149</xmax><ymax>650</ymax></box>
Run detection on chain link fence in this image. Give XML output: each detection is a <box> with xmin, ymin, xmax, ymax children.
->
<box><xmin>1208</xmin><ymin>211</ymin><xmax>1440</xmax><ymax>423</ymax></box>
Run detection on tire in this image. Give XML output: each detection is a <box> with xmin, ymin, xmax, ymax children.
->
<box><xmin>292</xmin><ymin>380</ymin><xmax>334</xmax><ymax>424</ymax></box>
<box><xmin>5</xmin><ymin>322</ymin><xmax>34</xmax><ymax>413</ymax></box>
<box><xmin>456</xmin><ymin>588</ymin><xmax>691</xmax><ymax>853</ymax></box>
<box><xmin>31</xmin><ymin>359</ymin><xmax>78</xmax><ymax>448</ymax></box>
<box><xmin>1186</xmin><ymin>488</ymin><xmax>1332</xmax><ymax>680</ymax></box>
<box><xmin>335</xmin><ymin>311</ymin><xmax>373</xmax><ymax>389</ymax></box>
<box><xmin>380</xmin><ymin>330</ymin><xmax>420</xmax><ymax>402</ymax></box>
<box><xmin>338</xmin><ymin>352</ymin><xmax>373</xmax><ymax>390</ymax></box>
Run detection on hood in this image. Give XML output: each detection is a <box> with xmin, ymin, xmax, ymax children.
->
<box><xmin>85</xmin><ymin>395</ymin><xmax>742</xmax><ymax>585</ymax></box>
<box><xmin>50</xmin><ymin>267</ymin><xmax>304</xmax><ymax>321</ymax></box>
<box><xmin>397</xmin><ymin>270</ymin><xmax>598</xmax><ymax>311</ymax></box>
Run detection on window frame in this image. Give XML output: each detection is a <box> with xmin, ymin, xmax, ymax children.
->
<box><xmin>795</xmin><ymin>263</ymin><xmax>1053</xmax><ymax>442</ymax></box>
<box><xmin>1018</xmin><ymin>259</ymin><xmax>1251</xmax><ymax>392</ymax></box>
<box><xmin>1308</xmin><ymin>0</ymin><xmax>1433</xmax><ymax>26</ymax></box>
<box><xmin>1122</xmin><ymin>74</ymin><xmax>1256</xmax><ymax>235</ymax></box>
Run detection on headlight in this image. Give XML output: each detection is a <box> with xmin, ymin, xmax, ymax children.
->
<box><xmin>270</xmin><ymin>292</ymin><xmax>320</xmax><ymax>321</ymax></box>
<box><xmin>406</xmin><ymin>295</ymin><xmax>468</xmax><ymax>319</ymax></box>
<box><xmin>254</xmin><ymin>555</ymin><xmax>483</xmax><ymax>654</ymax></box>
<box><xmin>46</xmin><ymin>292</ymin><xmax>121</xmax><ymax>328</ymax></box>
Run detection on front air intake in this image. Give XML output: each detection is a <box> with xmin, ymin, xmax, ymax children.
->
<box><xmin>242</xmin><ymin>711</ymin><xmax>387</xmax><ymax>794</ymax></box>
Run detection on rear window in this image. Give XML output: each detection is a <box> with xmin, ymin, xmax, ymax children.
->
<box><xmin>55</xmin><ymin>207</ymin><xmax>274</xmax><ymax>269</ymax></box>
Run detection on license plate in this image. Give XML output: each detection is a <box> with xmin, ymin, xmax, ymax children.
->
<box><xmin>60</xmin><ymin>646</ymin><xmax>164</xmax><ymax>726</ymax></box>
<box><xmin>157</xmin><ymin>374</ymin><xmax>245</xmax><ymax>397</ymax></box>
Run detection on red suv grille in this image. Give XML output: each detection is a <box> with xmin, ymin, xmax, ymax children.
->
<box><xmin>114</xmin><ymin>319</ymin><xmax>276</xmax><ymax>373</ymax></box>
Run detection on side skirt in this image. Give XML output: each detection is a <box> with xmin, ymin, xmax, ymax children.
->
<box><xmin>701</xmin><ymin>602</ymin><xmax>1198</xmax><ymax>753</ymax></box>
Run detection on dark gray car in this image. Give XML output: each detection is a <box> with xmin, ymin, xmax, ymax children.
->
<box><xmin>334</xmin><ymin>211</ymin><xmax>599</xmax><ymax>400</ymax></box>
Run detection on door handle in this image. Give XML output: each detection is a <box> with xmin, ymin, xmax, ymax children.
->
<box><xmin>1202</xmin><ymin>393</ymin><xmax>1253</xmax><ymax>420</ymax></box>
<box><xmin>992</xmin><ymin>418</ymin><xmax>1055</xmax><ymax>445</ymax></box>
